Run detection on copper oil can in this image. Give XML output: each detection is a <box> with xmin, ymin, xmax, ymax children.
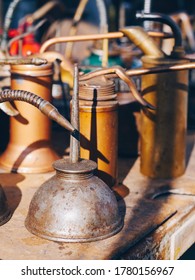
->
<box><xmin>0</xmin><ymin>63</ymin><xmax>59</xmax><ymax>173</ymax></box>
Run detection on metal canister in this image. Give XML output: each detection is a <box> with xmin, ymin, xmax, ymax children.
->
<box><xmin>25</xmin><ymin>158</ymin><xmax>123</xmax><ymax>242</ymax></box>
<box><xmin>140</xmin><ymin>56</ymin><xmax>189</xmax><ymax>178</ymax></box>
<box><xmin>79</xmin><ymin>76</ymin><xmax>118</xmax><ymax>187</ymax></box>
<box><xmin>0</xmin><ymin>63</ymin><xmax>59</xmax><ymax>173</ymax></box>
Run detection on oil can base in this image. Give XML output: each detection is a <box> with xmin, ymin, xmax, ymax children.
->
<box><xmin>0</xmin><ymin>144</ymin><xmax>59</xmax><ymax>173</ymax></box>
<box><xmin>25</xmin><ymin>158</ymin><xmax>123</xmax><ymax>242</ymax></box>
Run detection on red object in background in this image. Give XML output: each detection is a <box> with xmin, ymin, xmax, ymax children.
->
<box><xmin>8</xmin><ymin>29</ymin><xmax>19</xmax><ymax>56</ymax></box>
<box><xmin>8</xmin><ymin>21</ymin><xmax>41</xmax><ymax>56</ymax></box>
<box><xmin>21</xmin><ymin>34</ymin><xmax>40</xmax><ymax>56</ymax></box>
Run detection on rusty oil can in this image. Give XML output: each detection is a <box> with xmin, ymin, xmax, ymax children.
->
<box><xmin>25</xmin><ymin>64</ymin><xmax>123</xmax><ymax>242</ymax></box>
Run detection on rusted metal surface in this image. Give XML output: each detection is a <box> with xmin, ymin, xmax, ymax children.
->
<box><xmin>70</xmin><ymin>64</ymin><xmax>80</xmax><ymax>163</ymax></box>
<box><xmin>0</xmin><ymin>170</ymin><xmax>175</xmax><ymax>259</ymax></box>
<box><xmin>25</xmin><ymin>158</ymin><xmax>123</xmax><ymax>242</ymax></box>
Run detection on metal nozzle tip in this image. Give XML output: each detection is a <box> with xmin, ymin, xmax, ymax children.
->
<box><xmin>71</xmin><ymin>129</ymin><xmax>80</xmax><ymax>141</ymax></box>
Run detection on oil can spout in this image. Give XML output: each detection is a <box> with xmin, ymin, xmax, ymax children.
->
<box><xmin>0</xmin><ymin>89</ymin><xmax>77</xmax><ymax>136</ymax></box>
<box><xmin>120</xmin><ymin>26</ymin><xmax>165</xmax><ymax>58</ymax></box>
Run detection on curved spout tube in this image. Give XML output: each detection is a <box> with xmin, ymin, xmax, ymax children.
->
<box><xmin>79</xmin><ymin>66</ymin><xmax>155</xmax><ymax>110</ymax></box>
<box><xmin>0</xmin><ymin>89</ymin><xmax>79</xmax><ymax>139</ymax></box>
<box><xmin>40</xmin><ymin>30</ymin><xmax>169</xmax><ymax>54</ymax></box>
<box><xmin>80</xmin><ymin>61</ymin><xmax>195</xmax><ymax>78</ymax></box>
<box><xmin>136</xmin><ymin>12</ymin><xmax>182</xmax><ymax>49</ymax></box>
<box><xmin>40</xmin><ymin>33</ymin><xmax>122</xmax><ymax>53</ymax></box>
<box><xmin>120</xmin><ymin>26</ymin><xmax>164</xmax><ymax>57</ymax></box>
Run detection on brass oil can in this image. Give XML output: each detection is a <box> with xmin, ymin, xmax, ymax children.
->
<box><xmin>140</xmin><ymin>56</ymin><xmax>189</xmax><ymax>178</ymax></box>
<box><xmin>79</xmin><ymin>76</ymin><xmax>118</xmax><ymax>187</ymax></box>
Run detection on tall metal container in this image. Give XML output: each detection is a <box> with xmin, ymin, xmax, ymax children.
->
<box><xmin>79</xmin><ymin>76</ymin><xmax>118</xmax><ymax>187</ymax></box>
<box><xmin>140</xmin><ymin>56</ymin><xmax>189</xmax><ymax>178</ymax></box>
<box><xmin>0</xmin><ymin>63</ymin><xmax>59</xmax><ymax>173</ymax></box>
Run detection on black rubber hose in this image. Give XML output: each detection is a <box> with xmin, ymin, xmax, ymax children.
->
<box><xmin>136</xmin><ymin>12</ymin><xmax>182</xmax><ymax>48</ymax></box>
